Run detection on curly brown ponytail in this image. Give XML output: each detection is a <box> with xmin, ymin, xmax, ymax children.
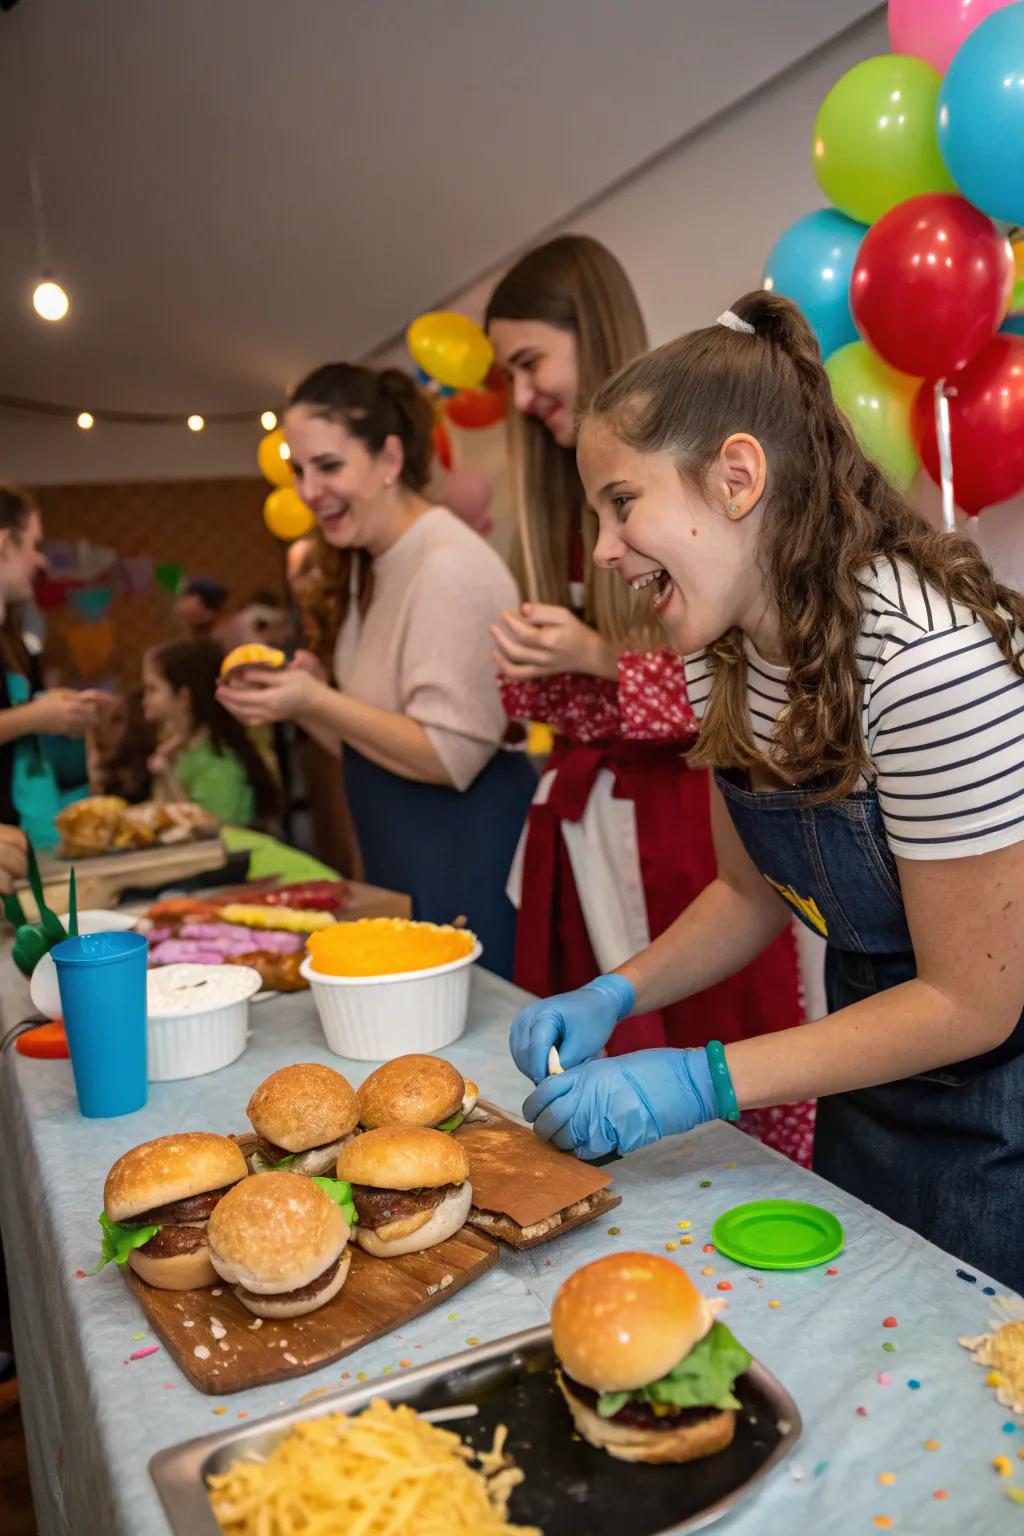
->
<box><xmin>589</xmin><ymin>290</ymin><xmax>1024</xmax><ymax>798</ymax></box>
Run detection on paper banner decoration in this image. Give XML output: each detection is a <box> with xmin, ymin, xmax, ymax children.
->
<box><xmin>155</xmin><ymin>562</ymin><xmax>184</xmax><ymax>595</ymax></box>
<box><xmin>118</xmin><ymin>555</ymin><xmax>154</xmax><ymax>597</ymax></box>
<box><xmin>34</xmin><ymin>577</ymin><xmax>71</xmax><ymax>613</ymax></box>
<box><xmin>70</xmin><ymin>586</ymin><xmax>115</xmax><ymax>622</ymax></box>
<box><xmin>63</xmin><ymin>618</ymin><xmax>114</xmax><ymax>679</ymax></box>
<box><xmin>41</xmin><ymin>539</ymin><xmax>76</xmax><ymax>577</ymax></box>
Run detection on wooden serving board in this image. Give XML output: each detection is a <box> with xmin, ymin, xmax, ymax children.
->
<box><xmin>457</xmin><ymin>1101</ymin><xmax>621</xmax><ymax>1250</ymax></box>
<box><xmin>21</xmin><ymin>838</ymin><xmax>229</xmax><ymax>915</ymax></box>
<box><xmin>123</xmin><ymin>1227</ymin><xmax>498</xmax><ymax>1395</ymax></box>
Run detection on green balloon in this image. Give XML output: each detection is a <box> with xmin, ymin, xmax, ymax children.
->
<box><xmin>813</xmin><ymin>55</ymin><xmax>955</xmax><ymax>225</ymax></box>
<box><xmin>825</xmin><ymin>341</ymin><xmax>921</xmax><ymax>492</ymax></box>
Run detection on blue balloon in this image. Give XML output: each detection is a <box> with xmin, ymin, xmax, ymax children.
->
<box><xmin>937</xmin><ymin>3</ymin><xmax>1024</xmax><ymax>227</ymax></box>
<box><xmin>763</xmin><ymin>208</ymin><xmax>867</xmax><ymax>359</ymax></box>
<box><xmin>1002</xmin><ymin>312</ymin><xmax>1024</xmax><ymax>336</ymax></box>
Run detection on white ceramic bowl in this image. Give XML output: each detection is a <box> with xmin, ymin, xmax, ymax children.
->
<box><xmin>299</xmin><ymin>941</ymin><xmax>482</xmax><ymax>1061</ymax></box>
<box><xmin>146</xmin><ymin>963</ymin><xmax>262</xmax><ymax>1081</ymax></box>
<box><xmin>29</xmin><ymin>910</ymin><xmax>139</xmax><ymax>1020</ymax></box>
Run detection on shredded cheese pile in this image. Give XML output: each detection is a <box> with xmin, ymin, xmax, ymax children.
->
<box><xmin>307</xmin><ymin>917</ymin><xmax>476</xmax><ymax>977</ymax></box>
<box><xmin>220</xmin><ymin>904</ymin><xmax>335</xmax><ymax>934</ymax></box>
<box><xmin>207</xmin><ymin>1398</ymin><xmax>537</xmax><ymax>1535</ymax></box>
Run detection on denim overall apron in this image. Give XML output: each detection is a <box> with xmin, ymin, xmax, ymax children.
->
<box><xmin>344</xmin><ymin>745</ymin><xmax>536</xmax><ymax>984</ymax></box>
<box><xmin>715</xmin><ymin>767</ymin><xmax>1024</xmax><ymax>1292</ymax></box>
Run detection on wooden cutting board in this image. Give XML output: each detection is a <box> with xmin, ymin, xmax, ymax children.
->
<box><xmin>21</xmin><ymin>838</ymin><xmax>229</xmax><ymax>915</ymax></box>
<box><xmin>456</xmin><ymin>1101</ymin><xmax>621</xmax><ymax>1250</ymax></box>
<box><xmin>123</xmin><ymin>1226</ymin><xmax>498</xmax><ymax>1395</ymax></box>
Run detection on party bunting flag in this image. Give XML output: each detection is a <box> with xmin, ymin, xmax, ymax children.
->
<box><xmin>34</xmin><ymin>577</ymin><xmax>71</xmax><ymax>614</ymax></box>
<box><xmin>70</xmin><ymin>586</ymin><xmax>115</xmax><ymax>623</ymax></box>
<box><xmin>118</xmin><ymin>554</ymin><xmax>154</xmax><ymax>597</ymax></box>
<box><xmin>155</xmin><ymin>562</ymin><xmax>183</xmax><ymax>595</ymax></box>
<box><xmin>62</xmin><ymin>618</ymin><xmax>114</xmax><ymax>679</ymax></box>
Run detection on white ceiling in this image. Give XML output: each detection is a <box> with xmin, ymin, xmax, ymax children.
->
<box><xmin>0</xmin><ymin>0</ymin><xmax>880</xmax><ymax>430</ymax></box>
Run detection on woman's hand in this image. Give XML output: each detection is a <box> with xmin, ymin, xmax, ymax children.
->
<box><xmin>290</xmin><ymin>649</ymin><xmax>328</xmax><ymax>683</ymax></box>
<box><xmin>217</xmin><ymin>665</ymin><xmax>325</xmax><ymax>727</ymax></box>
<box><xmin>27</xmin><ymin>689</ymin><xmax>101</xmax><ymax>737</ymax></box>
<box><xmin>0</xmin><ymin>825</ymin><xmax>27</xmax><ymax>896</ymax></box>
<box><xmin>509</xmin><ymin>974</ymin><xmax>635</xmax><ymax>1083</ymax></box>
<box><xmin>522</xmin><ymin>1048</ymin><xmax>717</xmax><ymax>1161</ymax></box>
<box><xmin>491</xmin><ymin>604</ymin><xmax>617</xmax><ymax>680</ymax></box>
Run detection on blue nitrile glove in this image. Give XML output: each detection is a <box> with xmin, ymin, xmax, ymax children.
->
<box><xmin>522</xmin><ymin>1047</ymin><xmax>717</xmax><ymax>1162</ymax></box>
<box><xmin>509</xmin><ymin>974</ymin><xmax>636</xmax><ymax>1085</ymax></box>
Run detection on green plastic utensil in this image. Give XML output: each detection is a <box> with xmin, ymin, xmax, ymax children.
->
<box><xmin>25</xmin><ymin>840</ymin><xmax>66</xmax><ymax>944</ymax></box>
<box><xmin>68</xmin><ymin>868</ymin><xmax>78</xmax><ymax>937</ymax></box>
<box><xmin>710</xmin><ymin>1200</ymin><xmax>844</xmax><ymax>1271</ymax></box>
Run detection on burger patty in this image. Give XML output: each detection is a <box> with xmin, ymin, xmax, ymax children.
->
<box><xmin>350</xmin><ymin>1182</ymin><xmax>455</xmax><ymax>1230</ymax></box>
<box><xmin>239</xmin><ymin>1254</ymin><xmax>343</xmax><ymax>1306</ymax></box>
<box><xmin>136</xmin><ymin>1224</ymin><xmax>208</xmax><ymax>1259</ymax></box>
<box><xmin>131</xmin><ymin>1185</ymin><xmax>234</xmax><ymax>1225</ymax></box>
<box><xmin>563</xmin><ymin>1375</ymin><xmax>726</xmax><ymax>1432</ymax></box>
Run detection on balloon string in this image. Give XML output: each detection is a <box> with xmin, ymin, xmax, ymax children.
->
<box><xmin>934</xmin><ymin>380</ymin><xmax>956</xmax><ymax>533</ymax></box>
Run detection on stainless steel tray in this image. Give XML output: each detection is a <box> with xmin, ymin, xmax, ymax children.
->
<box><xmin>150</xmin><ymin>1324</ymin><xmax>802</xmax><ymax>1536</ymax></box>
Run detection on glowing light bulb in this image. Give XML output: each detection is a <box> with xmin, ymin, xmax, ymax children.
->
<box><xmin>32</xmin><ymin>279</ymin><xmax>70</xmax><ymax>322</ymax></box>
<box><xmin>279</xmin><ymin>442</ymin><xmax>291</xmax><ymax>461</ymax></box>
<box><xmin>76</xmin><ymin>411</ymin><xmax>94</xmax><ymax>430</ymax></box>
<box><xmin>187</xmin><ymin>414</ymin><xmax>205</xmax><ymax>432</ymax></box>
<box><xmin>261</xmin><ymin>410</ymin><xmax>277</xmax><ymax>431</ymax></box>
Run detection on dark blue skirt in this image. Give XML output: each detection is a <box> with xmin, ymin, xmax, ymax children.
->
<box><xmin>343</xmin><ymin>745</ymin><xmax>536</xmax><ymax>982</ymax></box>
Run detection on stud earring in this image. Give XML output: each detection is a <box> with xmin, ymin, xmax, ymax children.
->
<box><xmin>726</xmin><ymin>503</ymin><xmax>742</xmax><ymax>520</ymax></box>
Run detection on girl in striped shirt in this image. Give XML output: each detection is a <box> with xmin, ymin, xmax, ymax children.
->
<box><xmin>512</xmin><ymin>290</ymin><xmax>1024</xmax><ymax>1292</ymax></box>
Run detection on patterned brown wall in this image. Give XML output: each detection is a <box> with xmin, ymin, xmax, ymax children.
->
<box><xmin>31</xmin><ymin>478</ymin><xmax>286</xmax><ymax>687</ymax></box>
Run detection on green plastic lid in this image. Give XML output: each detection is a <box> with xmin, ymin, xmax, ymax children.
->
<box><xmin>710</xmin><ymin>1199</ymin><xmax>844</xmax><ymax>1271</ymax></box>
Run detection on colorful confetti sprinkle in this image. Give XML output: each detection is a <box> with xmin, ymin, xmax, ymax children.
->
<box><xmin>699</xmin><ymin>1180</ymin><xmax>712</xmax><ymax>1189</ymax></box>
<box><xmin>703</xmin><ymin>1243</ymin><xmax>715</xmax><ymax>1253</ymax></box>
<box><xmin>983</xmin><ymin>1286</ymin><xmax>997</xmax><ymax>1296</ymax></box>
<box><xmin>298</xmin><ymin>1387</ymin><xmax>329</xmax><ymax>1405</ymax></box>
<box><xmin>882</xmin><ymin>1316</ymin><xmax>898</xmax><ymax>1329</ymax></box>
<box><xmin>769</xmin><ymin>1300</ymin><xmax>782</xmax><ymax>1310</ymax></box>
<box><xmin>237</xmin><ymin>1411</ymin><xmax>248</xmax><ymax>1419</ymax></box>
<box><xmin>933</xmin><ymin>1489</ymin><xmax>949</xmax><ymax>1501</ymax></box>
<box><xmin>1018</xmin><ymin>1449</ymin><xmax>1024</xmax><ymax>1462</ymax></box>
<box><xmin>907</xmin><ymin>1380</ymin><xmax>921</xmax><ymax>1390</ymax></box>
<box><xmin>993</xmin><ymin>1456</ymin><xmax>1013</xmax><ymax>1477</ymax></box>
<box><xmin>132</xmin><ymin>1332</ymin><xmax>144</xmax><ymax>1341</ymax></box>
<box><xmin>882</xmin><ymin>1343</ymin><xmax>896</xmax><ymax>1353</ymax></box>
<box><xmin>681</xmin><ymin>1236</ymin><xmax>693</xmax><ymax>1245</ymax></box>
<box><xmin>1008</xmin><ymin>1489</ymin><xmax>1024</xmax><ymax>1506</ymax></box>
<box><xmin>878</xmin><ymin>1373</ymin><xmax>892</xmax><ymax>1386</ymax></box>
<box><xmin>382</xmin><ymin>1366</ymin><xmax>393</xmax><ymax>1375</ymax></box>
<box><xmin>1002</xmin><ymin>1422</ymin><xmax>1017</xmax><ymax>1434</ymax></box>
<box><xmin>725</xmin><ymin>1161</ymin><xmax>735</xmax><ymax>1169</ymax></box>
<box><xmin>128</xmin><ymin>1345</ymin><xmax>159</xmax><ymax>1362</ymax></box>
<box><xmin>607</xmin><ymin>1226</ymin><xmax>621</xmax><ymax>1236</ymax></box>
<box><xmin>447</xmin><ymin>1313</ymin><xmax>459</xmax><ymax>1321</ymax></box>
<box><xmin>466</xmin><ymin>1337</ymin><xmax>480</xmax><ymax>1346</ymax></box>
<box><xmin>924</xmin><ymin>1440</ymin><xmax>940</xmax><ymax>1451</ymax></box>
<box><xmin>717</xmin><ymin>1281</ymin><xmax>733</xmax><ymax>1292</ymax></box>
<box><xmin>73</xmin><ymin>1270</ymin><xmax>86</xmax><ymax>1279</ymax></box>
<box><xmin>877</xmin><ymin>1472</ymin><xmax>896</xmax><ymax>1486</ymax></box>
<box><xmin>356</xmin><ymin>1372</ymin><xmax>367</xmax><ymax>1382</ymax></box>
<box><xmin>872</xmin><ymin>1517</ymin><xmax>893</xmax><ymax>1530</ymax></box>
<box><xmin>988</xmin><ymin>1371</ymin><xmax>1004</xmax><ymax>1388</ymax></box>
<box><xmin>956</xmin><ymin>1269</ymin><xmax>977</xmax><ymax>1283</ymax></box>
<box><xmin>702</xmin><ymin>1266</ymin><xmax>714</xmax><ymax>1277</ymax></box>
<box><xmin>665</xmin><ymin>1241</ymin><xmax>679</xmax><ymax>1252</ymax></box>
<box><xmin>814</xmin><ymin>1461</ymin><xmax>829</xmax><ymax>1477</ymax></box>
<box><xmin>677</xmin><ymin>1220</ymin><xmax>692</xmax><ymax>1231</ymax></box>
<box><xmin>856</xmin><ymin>1407</ymin><xmax>869</xmax><ymax>1417</ymax></box>
<box><xmin>399</xmin><ymin>1359</ymin><xmax>412</xmax><ymax>1368</ymax></box>
<box><xmin>341</xmin><ymin>1371</ymin><xmax>350</xmax><ymax>1379</ymax></box>
<box><xmin>212</xmin><ymin>1406</ymin><xmax>227</xmax><ymax>1416</ymax></box>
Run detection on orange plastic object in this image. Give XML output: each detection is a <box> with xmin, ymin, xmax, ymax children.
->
<box><xmin>16</xmin><ymin>1021</ymin><xmax>70</xmax><ymax>1058</ymax></box>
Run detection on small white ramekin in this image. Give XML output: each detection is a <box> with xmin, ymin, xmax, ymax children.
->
<box><xmin>146</xmin><ymin>963</ymin><xmax>263</xmax><ymax>1081</ymax></box>
<box><xmin>299</xmin><ymin>941</ymin><xmax>482</xmax><ymax>1061</ymax></box>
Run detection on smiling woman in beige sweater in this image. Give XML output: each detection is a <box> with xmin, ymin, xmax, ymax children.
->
<box><xmin>218</xmin><ymin>363</ymin><xmax>536</xmax><ymax>979</ymax></box>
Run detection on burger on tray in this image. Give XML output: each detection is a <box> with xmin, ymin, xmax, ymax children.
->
<box><xmin>247</xmin><ymin>1062</ymin><xmax>361</xmax><ymax>1174</ymax></box>
<box><xmin>357</xmin><ymin>1054</ymin><xmax>478</xmax><ymax>1133</ymax></box>
<box><xmin>552</xmin><ymin>1252</ymin><xmax>752</xmax><ymax>1464</ymax></box>
<box><xmin>207</xmin><ymin>1170</ymin><xmax>355</xmax><ymax>1319</ymax></box>
<box><xmin>96</xmin><ymin>1133</ymin><xmax>247</xmax><ymax>1290</ymax></box>
<box><xmin>338</xmin><ymin>1126</ymin><xmax>472</xmax><ymax>1257</ymax></box>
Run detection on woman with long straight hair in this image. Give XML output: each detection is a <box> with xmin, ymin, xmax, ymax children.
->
<box><xmin>487</xmin><ymin>236</ymin><xmax>809</xmax><ymax>1162</ymax></box>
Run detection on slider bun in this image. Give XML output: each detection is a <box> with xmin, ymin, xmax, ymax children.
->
<box><xmin>357</xmin><ymin>1055</ymin><xmax>464</xmax><ymax>1129</ymax></box>
<box><xmin>234</xmin><ymin>1249</ymin><xmax>352</xmax><ymax>1320</ymax></box>
<box><xmin>552</xmin><ymin>1251</ymin><xmax>709</xmax><ymax>1392</ymax></box>
<box><xmin>104</xmin><ymin>1133</ymin><xmax>247</xmax><ymax>1223</ymax></box>
<box><xmin>557</xmin><ymin>1374</ymin><xmax>736</xmax><ymax>1464</ymax></box>
<box><xmin>127</xmin><ymin>1243</ymin><xmax>218</xmax><ymax>1291</ymax></box>
<box><xmin>355</xmin><ymin>1182</ymin><xmax>471</xmax><ymax>1257</ymax></box>
<box><xmin>247</xmin><ymin>1063</ymin><xmax>359</xmax><ymax>1150</ymax></box>
<box><xmin>207</xmin><ymin>1172</ymin><xmax>348</xmax><ymax>1294</ymax></box>
<box><xmin>337</xmin><ymin>1125</ymin><xmax>469</xmax><ymax>1190</ymax></box>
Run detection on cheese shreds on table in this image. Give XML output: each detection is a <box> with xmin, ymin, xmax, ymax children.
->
<box><xmin>307</xmin><ymin>917</ymin><xmax>476</xmax><ymax>977</ymax></box>
<box><xmin>219</xmin><ymin>904</ymin><xmax>335</xmax><ymax>935</ymax></box>
<box><xmin>207</xmin><ymin>1397</ymin><xmax>538</xmax><ymax>1535</ymax></box>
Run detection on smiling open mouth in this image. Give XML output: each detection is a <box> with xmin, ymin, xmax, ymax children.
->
<box><xmin>630</xmin><ymin>567</ymin><xmax>675</xmax><ymax>612</ymax></box>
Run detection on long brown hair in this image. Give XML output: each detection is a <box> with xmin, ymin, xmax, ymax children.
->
<box><xmin>286</xmin><ymin>363</ymin><xmax>435</xmax><ymax>666</ymax></box>
<box><xmin>485</xmin><ymin>235</ymin><xmax>654</xmax><ymax>643</ymax></box>
<box><xmin>0</xmin><ymin>484</ymin><xmax>36</xmax><ymax>676</ymax></box>
<box><xmin>150</xmin><ymin>641</ymin><xmax>281</xmax><ymax>821</ymax></box>
<box><xmin>589</xmin><ymin>290</ymin><xmax>1024</xmax><ymax>798</ymax></box>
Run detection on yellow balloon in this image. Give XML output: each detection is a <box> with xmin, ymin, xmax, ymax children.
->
<box><xmin>263</xmin><ymin>487</ymin><xmax>314</xmax><ymax>541</ymax></box>
<box><xmin>257</xmin><ymin>427</ymin><xmax>294</xmax><ymax>488</ymax></box>
<box><xmin>407</xmin><ymin>311</ymin><xmax>493</xmax><ymax>390</ymax></box>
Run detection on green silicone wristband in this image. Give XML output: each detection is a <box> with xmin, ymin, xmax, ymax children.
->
<box><xmin>705</xmin><ymin>1040</ymin><xmax>740</xmax><ymax>1122</ymax></box>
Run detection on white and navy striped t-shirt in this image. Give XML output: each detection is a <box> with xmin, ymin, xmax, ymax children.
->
<box><xmin>683</xmin><ymin>558</ymin><xmax>1024</xmax><ymax>861</ymax></box>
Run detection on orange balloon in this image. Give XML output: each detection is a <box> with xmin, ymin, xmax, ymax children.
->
<box><xmin>263</xmin><ymin>487</ymin><xmax>314</xmax><ymax>540</ymax></box>
<box><xmin>257</xmin><ymin>428</ymin><xmax>294</xmax><ymax>488</ymax></box>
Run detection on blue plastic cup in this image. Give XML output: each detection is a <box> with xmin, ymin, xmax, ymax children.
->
<box><xmin>51</xmin><ymin>931</ymin><xmax>149</xmax><ymax>1117</ymax></box>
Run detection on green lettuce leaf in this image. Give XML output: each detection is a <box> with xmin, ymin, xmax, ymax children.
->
<box><xmin>596</xmin><ymin>1323</ymin><xmax>751</xmax><ymax>1418</ymax></box>
<box><xmin>270</xmin><ymin>1153</ymin><xmax>298</xmax><ymax>1169</ymax></box>
<box><xmin>89</xmin><ymin>1211</ymin><xmax>161</xmax><ymax>1274</ymax></box>
<box><xmin>437</xmin><ymin>1112</ymin><xmax>464</xmax><ymax>1133</ymax></box>
<box><xmin>312</xmin><ymin>1176</ymin><xmax>358</xmax><ymax>1230</ymax></box>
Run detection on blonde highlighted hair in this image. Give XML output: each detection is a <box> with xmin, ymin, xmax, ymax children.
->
<box><xmin>588</xmin><ymin>290</ymin><xmax>1024</xmax><ymax>798</ymax></box>
<box><xmin>485</xmin><ymin>234</ymin><xmax>658</xmax><ymax>643</ymax></box>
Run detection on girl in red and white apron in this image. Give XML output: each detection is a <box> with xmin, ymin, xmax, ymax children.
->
<box><xmin>486</xmin><ymin>235</ymin><xmax>811</xmax><ymax>1165</ymax></box>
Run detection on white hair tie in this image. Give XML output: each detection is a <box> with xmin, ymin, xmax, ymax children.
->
<box><xmin>717</xmin><ymin>310</ymin><xmax>755</xmax><ymax>336</ymax></box>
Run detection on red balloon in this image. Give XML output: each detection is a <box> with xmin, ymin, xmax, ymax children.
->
<box><xmin>445</xmin><ymin>383</ymin><xmax>507</xmax><ymax>430</ymax></box>
<box><xmin>432</xmin><ymin>419</ymin><xmax>453</xmax><ymax>471</ymax></box>
<box><xmin>910</xmin><ymin>334</ymin><xmax>1024</xmax><ymax>515</ymax></box>
<box><xmin>851</xmin><ymin>193</ymin><xmax>1012</xmax><ymax>377</ymax></box>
